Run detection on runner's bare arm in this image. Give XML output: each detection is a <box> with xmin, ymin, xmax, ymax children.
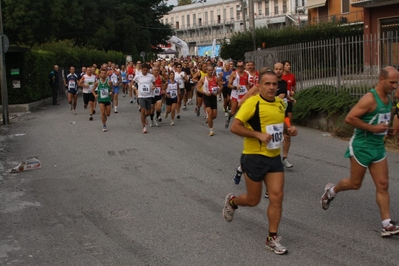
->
<box><xmin>228</xmin><ymin>72</ymin><xmax>236</xmax><ymax>89</ymax></box>
<box><xmin>345</xmin><ymin>92</ymin><xmax>387</xmax><ymax>133</ymax></box>
<box><xmin>78</xmin><ymin>77</ymin><xmax>85</xmax><ymax>87</ymax></box>
<box><xmin>92</xmin><ymin>82</ymin><xmax>99</xmax><ymax>97</ymax></box>
<box><xmin>196</xmin><ymin>77</ymin><xmax>208</xmax><ymax>95</ymax></box>
<box><xmin>231</xmin><ymin>118</ymin><xmax>271</xmax><ymax>144</ymax></box>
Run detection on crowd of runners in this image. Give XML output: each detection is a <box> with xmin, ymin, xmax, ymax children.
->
<box><xmin>57</xmin><ymin>57</ymin><xmax>399</xmax><ymax>255</ymax></box>
<box><xmin>60</xmin><ymin>58</ymin><xmax>296</xmax><ymax>137</ymax></box>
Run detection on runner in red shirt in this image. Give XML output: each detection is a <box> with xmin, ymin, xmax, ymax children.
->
<box><xmin>127</xmin><ymin>61</ymin><xmax>135</xmax><ymax>103</ymax></box>
<box><xmin>197</xmin><ymin>65</ymin><xmax>223</xmax><ymax>136</ymax></box>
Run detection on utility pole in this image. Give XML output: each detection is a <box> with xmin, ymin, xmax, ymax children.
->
<box><xmin>241</xmin><ymin>0</ymin><xmax>247</xmax><ymax>32</ymax></box>
<box><xmin>248</xmin><ymin>0</ymin><xmax>256</xmax><ymax>50</ymax></box>
<box><xmin>0</xmin><ymin>1</ymin><xmax>9</xmax><ymax>125</ymax></box>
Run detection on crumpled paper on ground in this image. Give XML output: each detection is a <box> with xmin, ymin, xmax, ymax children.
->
<box><xmin>10</xmin><ymin>157</ymin><xmax>41</xmax><ymax>173</ymax></box>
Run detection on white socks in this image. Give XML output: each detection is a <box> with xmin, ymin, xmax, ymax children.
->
<box><xmin>329</xmin><ymin>187</ymin><xmax>336</xmax><ymax>199</ymax></box>
<box><xmin>382</xmin><ymin>219</ymin><xmax>391</xmax><ymax>227</ymax></box>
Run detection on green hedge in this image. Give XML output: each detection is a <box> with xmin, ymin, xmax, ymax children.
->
<box><xmin>34</xmin><ymin>40</ymin><xmax>126</xmax><ymax>67</ymax></box>
<box><xmin>293</xmin><ymin>85</ymin><xmax>357</xmax><ymax>121</ymax></box>
<box><xmin>2</xmin><ymin>41</ymin><xmax>127</xmax><ymax>104</ymax></box>
<box><xmin>292</xmin><ymin>85</ymin><xmax>359</xmax><ymax>137</ymax></box>
<box><xmin>3</xmin><ymin>50</ymin><xmax>55</xmax><ymax>104</ymax></box>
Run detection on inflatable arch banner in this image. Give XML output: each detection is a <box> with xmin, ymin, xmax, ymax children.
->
<box><xmin>168</xmin><ymin>36</ymin><xmax>189</xmax><ymax>57</ymax></box>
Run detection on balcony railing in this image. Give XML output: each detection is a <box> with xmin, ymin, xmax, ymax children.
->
<box><xmin>170</xmin><ymin>11</ymin><xmax>289</xmax><ymax>31</ymax></box>
<box><xmin>351</xmin><ymin>0</ymin><xmax>399</xmax><ymax>7</ymax></box>
<box><xmin>350</xmin><ymin>0</ymin><xmax>371</xmax><ymax>3</ymax></box>
<box><xmin>309</xmin><ymin>10</ymin><xmax>364</xmax><ymax>24</ymax></box>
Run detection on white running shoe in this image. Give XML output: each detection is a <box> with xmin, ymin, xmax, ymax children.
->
<box><xmin>282</xmin><ymin>158</ymin><xmax>293</xmax><ymax>168</ymax></box>
<box><xmin>265</xmin><ymin>236</ymin><xmax>287</xmax><ymax>255</ymax></box>
<box><xmin>222</xmin><ymin>193</ymin><xmax>236</xmax><ymax>222</ymax></box>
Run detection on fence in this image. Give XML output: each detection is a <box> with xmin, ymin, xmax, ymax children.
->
<box><xmin>245</xmin><ymin>31</ymin><xmax>399</xmax><ymax>98</ymax></box>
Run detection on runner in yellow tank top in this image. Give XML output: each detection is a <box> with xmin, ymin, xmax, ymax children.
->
<box><xmin>193</xmin><ymin>62</ymin><xmax>208</xmax><ymax>117</ymax></box>
<box><xmin>222</xmin><ymin>71</ymin><xmax>298</xmax><ymax>255</ymax></box>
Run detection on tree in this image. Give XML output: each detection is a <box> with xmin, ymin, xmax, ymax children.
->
<box><xmin>177</xmin><ymin>0</ymin><xmax>206</xmax><ymax>5</ymax></box>
<box><xmin>2</xmin><ymin>0</ymin><xmax>173</xmax><ymax>56</ymax></box>
<box><xmin>178</xmin><ymin>0</ymin><xmax>193</xmax><ymax>5</ymax></box>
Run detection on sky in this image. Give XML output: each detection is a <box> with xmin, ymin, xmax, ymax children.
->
<box><xmin>167</xmin><ymin>0</ymin><xmax>178</xmax><ymax>6</ymax></box>
<box><xmin>167</xmin><ymin>0</ymin><xmax>218</xmax><ymax>7</ymax></box>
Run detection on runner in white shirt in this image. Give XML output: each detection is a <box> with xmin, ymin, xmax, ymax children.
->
<box><xmin>164</xmin><ymin>71</ymin><xmax>179</xmax><ymax>126</ymax></box>
<box><xmin>79</xmin><ymin>67</ymin><xmax>97</xmax><ymax>121</ymax></box>
<box><xmin>133</xmin><ymin>64</ymin><xmax>155</xmax><ymax>134</ymax></box>
<box><xmin>174</xmin><ymin>63</ymin><xmax>187</xmax><ymax>119</ymax></box>
<box><xmin>108</xmin><ymin>66</ymin><xmax>121</xmax><ymax>113</ymax></box>
<box><xmin>132</xmin><ymin>61</ymin><xmax>143</xmax><ymax>104</ymax></box>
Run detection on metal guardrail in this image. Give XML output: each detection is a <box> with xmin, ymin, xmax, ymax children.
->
<box><xmin>245</xmin><ymin>31</ymin><xmax>399</xmax><ymax>98</ymax></box>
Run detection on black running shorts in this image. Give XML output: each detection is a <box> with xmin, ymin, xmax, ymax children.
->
<box><xmin>240</xmin><ymin>154</ymin><xmax>284</xmax><ymax>182</ymax></box>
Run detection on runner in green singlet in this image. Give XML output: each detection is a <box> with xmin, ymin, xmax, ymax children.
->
<box><xmin>93</xmin><ymin>69</ymin><xmax>113</xmax><ymax>132</ymax></box>
<box><xmin>321</xmin><ymin>66</ymin><xmax>399</xmax><ymax>237</ymax></box>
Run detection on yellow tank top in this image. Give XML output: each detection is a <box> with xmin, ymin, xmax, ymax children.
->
<box><xmin>200</xmin><ymin>71</ymin><xmax>207</xmax><ymax>91</ymax></box>
<box><xmin>235</xmin><ymin>94</ymin><xmax>286</xmax><ymax>157</ymax></box>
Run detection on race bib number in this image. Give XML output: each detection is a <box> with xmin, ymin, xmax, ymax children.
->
<box><xmin>142</xmin><ymin>85</ymin><xmax>149</xmax><ymax>92</ymax></box>
<box><xmin>171</xmin><ymin>91</ymin><xmax>177</xmax><ymax>98</ymax></box>
<box><xmin>111</xmin><ymin>77</ymin><xmax>118</xmax><ymax>85</ymax></box>
<box><xmin>68</xmin><ymin>81</ymin><xmax>76</xmax><ymax>89</ymax></box>
<box><xmin>211</xmin><ymin>87</ymin><xmax>218</xmax><ymax>94</ymax></box>
<box><xmin>154</xmin><ymin>87</ymin><xmax>161</xmax><ymax>96</ymax></box>
<box><xmin>100</xmin><ymin>89</ymin><xmax>109</xmax><ymax>99</ymax></box>
<box><xmin>122</xmin><ymin>76</ymin><xmax>127</xmax><ymax>82</ymax></box>
<box><xmin>88</xmin><ymin>82</ymin><xmax>94</xmax><ymax>90</ymax></box>
<box><xmin>238</xmin><ymin>85</ymin><xmax>247</xmax><ymax>95</ymax></box>
<box><xmin>266</xmin><ymin>123</ymin><xmax>284</xmax><ymax>149</ymax></box>
<box><xmin>375</xmin><ymin>112</ymin><xmax>391</xmax><ymax>135</ymax></box>
<box><xmin>238</xmin><ymin>86</ymin><xmax>248</xmax><ymax>99</ymax></box>
<box><xmin>128</xmin><ymin>74</ymin><xmax>134</xmax><ymax>80</ymax></box>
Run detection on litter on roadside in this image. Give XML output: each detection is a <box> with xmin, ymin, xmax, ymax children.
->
<box><xmin>10</xmin><ymin>157</ymin><xmax>41</xmax><ymax>173</ymax></box>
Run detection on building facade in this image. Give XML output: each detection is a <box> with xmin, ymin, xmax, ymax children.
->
<box><xmin>305</xmin><ymin>0</ymin><xmax>364</xmax><ymax>23</ymax></box>
<box><xmin>351</xmin><ymin>0</ymin><xmax>399</xmax><ymax>69</ymax></box>
<box><xmin>161</xmin><ymin>0</ymin><xmax>308</xmax><ymax>55</ymax></box>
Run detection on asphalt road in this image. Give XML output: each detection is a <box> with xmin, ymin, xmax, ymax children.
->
<box><xmin>1</xmin><ymin>94</ymin><xmax>399</xmax><ymax>266</ymax></box>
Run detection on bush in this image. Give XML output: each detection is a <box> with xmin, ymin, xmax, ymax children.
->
<box><xmin>333</xmin><ymin>118</ymin><xmax>354</xmax><ymax>138</ymax></box>
<box><xmin>4</xmin><ymin>49</ymin><xmax>55</xmax><ymax>104</ymax></box>
<box><xmin>293</xmin><ymin>85</ymin><xmax>357</xmax><ymax>124</ymax></box>
<box><xmin>34</xmin><ymin>40</ymin><xmax>126</xmax><ymax>67</ymax></box>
